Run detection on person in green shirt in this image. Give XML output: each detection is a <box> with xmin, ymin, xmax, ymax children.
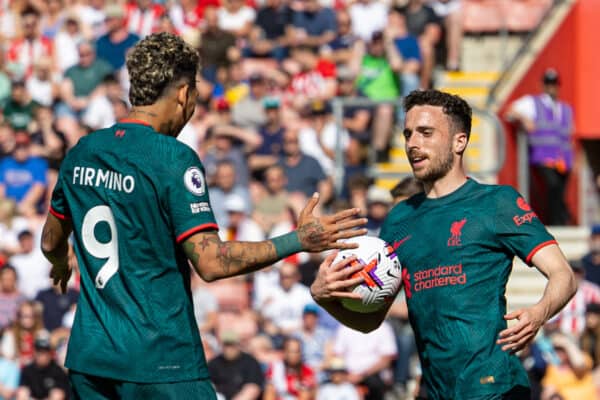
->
<box><xmin>2</xmin><ymin>80</ymin><xmax>38</xmax><ymax>131</ymax></box>
<box><xmin>310</xmin><ymin>90</ymin><xmax>577</xmax><ymax>400</ymax></box>
<box><xmin>41</xmin><ymin>32</ymin><xmax>367</xmax><ymax>400</ymax></box>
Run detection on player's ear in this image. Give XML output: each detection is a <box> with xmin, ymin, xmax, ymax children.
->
<box><xmin>176</xmin><ymin>83</ymin><xmax>190</xmax><ymax>106</ymax></box>
<box><xmin>453</xmin><ymin>131</ymin><xmax>468</xmax><ymax>155</ymax></box>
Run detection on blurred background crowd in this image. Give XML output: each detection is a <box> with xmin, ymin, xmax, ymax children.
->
<box><xmin>0</xmin><ymin>0</ymin><xmax>599</xmax><ymax>399</ymax></box>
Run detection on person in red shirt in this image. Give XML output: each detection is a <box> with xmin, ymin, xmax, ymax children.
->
<box><xmin>264</xmin><ymin>336</ymin><xmax>316</xmax><ymax>399</ymax></box>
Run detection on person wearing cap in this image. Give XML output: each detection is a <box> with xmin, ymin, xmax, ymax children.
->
<box><xmin>96</xmin><ymin>3</ymin><xmax>140</xmax><ymax>72</ymax></box>
<box><xmin>582</xmin><ymin>225</ymin><xmax>600</xmax><ymax>287</ymax></box>
<box><xmin>506</xmin><ymin>68</ymin><xmax>574</xmax><ymax>226</ymax></box>
<box><xmin>365</xmin><ymin>185</ymin><xmax>393</xmax><ymax>236</ymax></box>
<box><xmin>316</xmin><ymin>357</ymin><xmax>360</xmax><ymax>400</ymax></box>
<box><xmin>16</xmin><ymin>334</ymin><xmax>70</xmax><ymax>400</ymax></box>
<box><xmin>248</xmin><ymin>97</ymin><xmax>286</xmax><ymax>174</ymax></box>
<box><xmin>0</xmin><ymin>130</ymin><xmax>48</xmax><ymax>218</ymax></box>
<box><xmin>208</xmin><ymin>330</ymin><xmax>264</xmax><ymax>400</ymax></box>
<box><xmin>219</xmin><ymin>193</ymin><xmax>265</xmax><ymax>242</ymax></box>
<box><xmin>296</xmin><ymin>303</ymin><xmax>333</xmax><ymax>383</ymax></box>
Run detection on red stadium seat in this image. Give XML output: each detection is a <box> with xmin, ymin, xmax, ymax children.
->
<box><xmin>502</xmin><ymin>0</ymin><xmax>553</xmax><ymax>32</ymax></box>
<box><xmin>462</xmin><ymin>0</ymin><xmax>505</xmax><ymax>33</ymax></box>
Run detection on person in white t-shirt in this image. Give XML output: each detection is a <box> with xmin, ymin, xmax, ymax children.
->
<box><xmin>317</xmin><ymin>357</ymin><xmax>360</xmax><ymax>400</ymax></box>
<box><xmin>349</xmin><ymin>0</ymin><xmax>388</xmax><ymax>42</ymax></box>
<box><xmin>218</xmin><ymin>0</ymin><xmax>256</xmax><ymax>38</ymax></box>
<box><xmin>333</xmin><ymin>321</ymin><xmax>397</xmax><ymax>400</ymax></box>
<box><xmin>261</xmin><ymin>262</ymin><xmax>314</xmax><ymax>334</ymax></box>
<box><xmin>8</xmin><ymin>229</ymin><xmax>51</xmax><ymax>299</ymax></box>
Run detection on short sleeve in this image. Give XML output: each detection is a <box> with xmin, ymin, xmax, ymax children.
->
<box><xmin>49</xmin><ymin>171</ymin><xmax>70</xmax><ymax>220</ymax></box>
<box><xmin>165</xmin><ymin>146</ymin><xmax>218</xmax><ymax>243</ymax></box>
<box><xmin>493</xmin><ymin>186</ymin><xmax>556</xmax><ymax>265</ymax></box>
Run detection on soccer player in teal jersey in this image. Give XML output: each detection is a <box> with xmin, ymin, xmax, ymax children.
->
<box><xmin>40</xmin><ymin>33</ymin><xmax>367</xmax><ymax>400</ymax></box>
<box><xmin>310</xmin><ymin>90</ymin><xmax>577</xmax><ymax>399</ymax></box>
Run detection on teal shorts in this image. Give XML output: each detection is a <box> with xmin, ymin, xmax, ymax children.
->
<box><xmin>69</xmin><ymin>371</ymin><xmax>218</xmax><ymax>400</ymax></box>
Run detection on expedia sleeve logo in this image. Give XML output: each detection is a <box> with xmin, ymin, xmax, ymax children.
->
<box><xmin>183</xmin><ymin>167</ymin><xmax>206</xmax><ymax>196</ymax></box>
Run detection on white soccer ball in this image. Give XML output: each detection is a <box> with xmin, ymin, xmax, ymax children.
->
<box><xmin>334</xmin><ymin>236</ymin><xmax>403</xmax><ymax>313</ymax></box>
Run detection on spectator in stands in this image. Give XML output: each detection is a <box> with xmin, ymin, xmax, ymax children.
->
<box><xmin>208</xmin><ymin>331</ymin><xmax>264</xmax><ymax>400</ymax></box>
<box><xmin>349</xmin><ymin>0</ymin><xmax>388</xmax><ymax>42</ymax></box>
<box><xmin>25</xmin><ymin>57</ymin><xmax>58</xmax><ymax>108</ymax></box>
<box><xmin>16</xmin><ymin>334</ymin><xmax>69</xmax><ymax>400</ymax></box>
<box><xmin>207</xmin><ymin>159</ymin><xmax>252</xmax><ymax>228</ymax></box>
<box><xmin>0</xmin><ymin>51</ymin><xmax>10</xmax><ymax>106</ymax></box>
<box><xmin>232</xmin><ymin>73</ymin><xmax>268</xmax><ymax>131</ymax></box>
<box><xmin>219</xmin><ymin>194</ymin><xmax>265</xmax><ymax>242</ymax></box>
<box><xmin>57</xmin><ymin>40</ymin><xmax>113</xmax><ymax>142</ymax></box>
<box><xmin>0</xmin><ymin>198</ymin><xmax>29</xmax><ymax>258</ymax></box>
<box><xmin>352</xmin><ymin>31</ymin><xmax>402</xmax><ymax>162</ymax></box>
<box><xmin>427</xmin><ymin>0</ymin><xmax>463</xmax><ymax>71</ymax></box>
<box><xmin>390</xmin><ymin>176</ymin><xmax>424</xmax><ymax>204</ymax></box>
<box><xmin>247</xmin><ymin>334</ymin><xmax>279</xmax><ymax>373</ymax></box>
<box><xmin>322</xmin><ymin>9</ymin><xmax>358</xmax><ymax>66</ymax></box>
<box><xmin>580</xmin><ymin>303</ymin><xmax>600</xmax><ymax>368</ymax></box>
<box><xmin>9</xmin><ymin>230</ymin><xmax>51</xmax><ymax>300</ymax></box>
<box><xmin>218</xmin><ymin>0</ymin><xmax>256</xmax><ymax>39</ymax></box>
<box><xmin>387</xmin><ymin>8</ymin><xmax>422</xmax><ymax>97</ymax></box>
<box><xmin>265</xmin><ymin>336</ymin><xmax>317</xmax><ymax>400</ymax></box>
<box><xmin>365</xmin><ymin>185</ymin><xmax>393</xmax><ymax>236</ymax></box>
<box><xmin>40</xmin><ymin>0</ymin><xmax>65</xmax><ymax>40</ymax></box>
<box><xmin>5</xmin><ymin>6</ymin><xmax>53</xmax><ymax>79</ymax></box>
<box><xmin>34</xmin><ymin>282</ymin><xmax>78</xmax><ymax>333</ymax></box>
<box><xmin>202</xmin><ymin>99</ymin><xmax>261</xmax><ymax>186</ymax></box>
<box><xmin>288</xmin><ymin>0</ymin><xmax>337</xmax><ymax>50</ymax></box>
<box><xmin>167</xmin><ymin>0</ymin><xmax>206</xmax><ymax>37</ymax></box>
<box><xmin>582</xmin><ymin>225</ymin><xmax>600</xmax><ymax>287</ymax></box>
<box><xmin>554</xmin><ymin>262</ymin><xmax>600</xmax><ymax>339</ymax></box>
<box><xmin>299</xmin><ymin>99</ymin><xmax>350</xmax><ymax>177</ymax></box>
<box><xmin>399</xmin><ymin>0</ymin><xmax>441</xmax><ymax>89</ymax></box>
<box><xmin>53</xmin><ymin>15</ymin><xmax>83</xmax><ymax>74</ymax></box>
<box><xmin>190</xmin><ymin>273</ymin><xmax>218</xmax><ymax>334</ymax></box>
<box><xmin>126</xmin><ymin>0</ymin><xmax>165</xmax><ymax>39</ymax></box>
<box><xmin>317</xmin><ymin>357</ymin><xmax>360</xmax><ymax>400</ymax></box>
<box><xmin>541</xmin><ymin>333</ymin><xmax>597</xmax><ymax>400</ymax></box>
<box><xmin>81</xmin><ymin>74</ymin><xmax>120</xmax><ymax>131</ymax></box>
<box><xmin>0</xmin><ymin>265</ymin><xmax>26</xmax><ymax>331</ymax></box>
<box><xmin>333</xmin><ymin>321</ymin><xmax>397</xmax><ymax>400</ymax></box>
<box><xmin>0</xmin><ymin>301</ymin><xmax>46</xmax><ymax>367</ymax></box>
<box><xmin>279</xmin><ymin>127</ymin><xmax>333</xmax><ymax>205</ymax></box>
<box><xmin>2</xmin><ymin>80</ymin><xmax>38</xmax><ymax>131</ymax></box>
<box><xmin>0</xmin><ymin>347</ymin><xmax>20</xmax><ymax>400</ymax></box>
<box><xmin>261</xmin><ymin>262</ymin><xmax>314</xmax><ymax>335</ymax></box>
<box><xmin>247</xmin><ymin>0</ymin><xmax>291</xmax><ymax>61</ymax></box>
<box><xmin>506</xmin><ymin>68</ymin><xmax>574</xmax><ymax>226</ymax></box>
<box><xmin>287</xmin><ymin>45</ymin><xmax>337</xmax><ymax>108</ymax></box>
<box><xmin>198</xmin><ymin>6</ymin><xmax>237</xmax><ymax>84</ymax></box>
<box><xmin>0</xmin><ymin>131</ymin><xmax>48</xmax><ymax>218</ymax></box>
<box><xmin>253</xmin><ymin>165</ymin><xmax>292</xmax><ymax>235</ymax></box>
<box><xmin>248</xmin><ymin>98</ymin><xmax>285</xmax><ymax>174</ymax></box>
<box><xmin>296</xmin><ymin>303</ymin><xmax>332</xmax><ymax>381</ymax></box>
<box><xmin>345</xmin><ymin>173</ymin><xmax>370</xmax><ymax>216</ymax></box>
<box><xmin>96</xmin><ymin>4</ymin><xmax>140</xmax><ymax>72</ymax></box>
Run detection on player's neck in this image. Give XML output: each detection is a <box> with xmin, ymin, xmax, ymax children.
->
<box><xmin>126</xmin><ymin>105</ymin><xmax>174</xmax><ymax>136</ymax></box>
<box><xmin>423</xmin><ymin>167</ymin><xmax>468</xmax><ymax>199</ymax></box>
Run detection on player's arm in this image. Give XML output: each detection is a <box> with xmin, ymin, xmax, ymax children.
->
<box><xmin>183</xmin><ymin>193</ymin><xmax>367</xmax><ymax>282</ymax></box>
<box><xmin>41</xmin><ymin>213</ymin><xmax>73</xmax><ymax>293</ymax></box>
<box><xmin>310</xmin><ymin>252</ymin><xmax>391</xmax><ymax>333</ymax></box>
<box><xmin>497</xmin><ymin>244</ymin><xmax>576</xmax><ymax>353</ymax></box>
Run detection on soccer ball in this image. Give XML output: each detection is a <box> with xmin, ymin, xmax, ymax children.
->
<box><xmin>334</xmin><ymin>236</ymin><xmax>403</xmax><ymax>313</ymax></box>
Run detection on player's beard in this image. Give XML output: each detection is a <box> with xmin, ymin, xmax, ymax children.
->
<box><xmin>412</xmin><ymin>143</ymin><xmax>455</xmax><ymax>184</ymax></box>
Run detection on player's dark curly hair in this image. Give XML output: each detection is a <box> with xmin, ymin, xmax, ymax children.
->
<box><xmin>126</xmin><ymin>33</ymin><xmax>199</xmax><ymax>106</ymax></box>
<box><xmin>404</xmin><ymin>89</ymin><xmax>472</xmax><ymax>140</ymax></box>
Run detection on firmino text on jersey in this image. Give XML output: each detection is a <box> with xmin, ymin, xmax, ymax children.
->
<box><xmin>73</xmin><ymin>166</ymin><xmax>135</xmax><ymax>194</ymax></box>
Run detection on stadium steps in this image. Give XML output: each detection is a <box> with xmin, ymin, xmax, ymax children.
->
<box><xmin>506</xmin><ymin>226</ymin><xmax>590</xmax><ymax>312</ymax></box>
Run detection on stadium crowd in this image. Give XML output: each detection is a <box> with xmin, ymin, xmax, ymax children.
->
<box><xmin>0</xmin><ymin>0</ymin><xmax>598</xmax><ymax>399</ymax></box>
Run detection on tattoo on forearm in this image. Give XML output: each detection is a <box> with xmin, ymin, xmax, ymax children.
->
<box><xmin>297</xmin><ymin>221</ymin><xmax>327</xmax><ymax>248</ymax></box>
<box><xmin>184</xmin><ymin>234</ymin><xmax>279</xmax><ymax>279</ymax></box>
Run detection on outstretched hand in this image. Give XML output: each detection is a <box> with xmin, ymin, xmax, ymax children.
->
<box><xmin>50</xmin><ymin>261</ymin><xmax>72</xmax><ymax>294</ymax></box>
<box><xmin>497</xmin><ymin>305</ymin><xmax>547</xmax><ymax>353</ymax></box>
<box><xmin>297</xmin><ymin>193</ymin><xmax>368</xmax><ymax>253</ymax></box>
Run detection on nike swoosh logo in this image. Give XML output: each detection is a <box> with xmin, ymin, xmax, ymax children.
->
<box><xmin>387</xmin><ymin>270</ymin><xmax>399</xmax><ymax>279</ymax></box>
<box><xmin>393</xmin><ymin>235</ymin><xmax>412</xmax><ymax>249</ymax></box>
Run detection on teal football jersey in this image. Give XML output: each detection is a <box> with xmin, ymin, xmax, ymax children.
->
<box><xmin>49</xmin><ymin>121</ymin><xmax>218</xmax><ymax>383</ymax></box>
<box><xmin>379</xmin><ymin>179</ymin><xmax>555</xmax><ymax>399</ymax></box>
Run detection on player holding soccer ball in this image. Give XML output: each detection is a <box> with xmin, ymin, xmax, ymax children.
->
<box><xmin>311</xmin><ymin>90</ymin><xmax>577</xmax><ymax>399</ymax></box>
<box><xmin>40</xmin><ymin>33</ymin><xmax>367</xmax><ymax>399</ymax></box>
